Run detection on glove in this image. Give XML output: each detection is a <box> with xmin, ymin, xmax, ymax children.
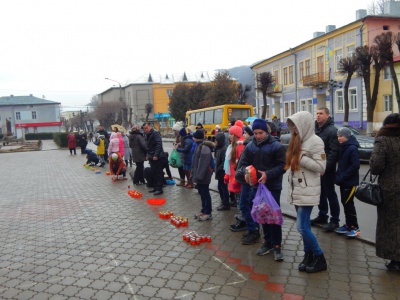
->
<box><xmin>224</xmin><ymin>174</ymin><xmax>229</xmax><ymax>184</ymax></box>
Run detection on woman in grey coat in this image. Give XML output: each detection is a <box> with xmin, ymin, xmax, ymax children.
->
<box><xmin>129</xmin><ymin>126</ymin><xmax>147</xmax><ymax>185</ymax></box>
<box><xmin>370</xmin><ymin>113</ymin><xmax>400</xmax><ymax>271</ymax></box>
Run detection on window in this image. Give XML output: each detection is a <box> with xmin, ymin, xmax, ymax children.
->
<box><xmin>300</xmin><ymin>99</ymin><xmax>313</xmax><ymax>113</ymax></box>
<box><xmin>349</xmin><ymin>89</ymin><xmax>357</xmax><ymax>110</ymax></box>
<box><xmin>307</xmin><ymin>99</ymin><xmax>313</xmax><ymax>113</ymax></box>
<box><xmin>289</xmin><ymin>65</ymin><xmax>294</xmax><ymax>84</ymax></box>
<box><xmin>274</xmin><ymin>70</ymin><xmax>279</xmax><ymax>85</ymax></box>
<box><xmin>32</xmin><ymin>111</ymin><xmax>37</xmax><ymax>119</ymax></box>
<box><xmin>383</xmin><ymin>25</ymin><xmax>389</xmax><ymax>30</ymax></box>
<box><xmin>383</xmin><ymin>67</ymin><xmax>391</xmax><ymax>80</ymax></box>
<box><xmin>290</xmin><ymin>101</ymin><xmax>295</xmax><ymax>115</ymax></box>
<box><xmin>300</xmin><ymin>100</ymin><xmax>307</xmax><ymax>111</ymax></box>
<box><xmin>299</xmin><ymin>62</ymin><xmax>304</xmax><ymax>81</ymax></box>
<box><xmin>335</xmin><ymin>49</ymin><xmax>343</xmax><ymax>71</ymax></box>
<box><xmin>195</xmin><ymin>112</ymin><xmax>204</xmax><ymax>125</ymax></box>
<box><xmin>167</xmin><ymin>89</ymin><xmax>173</xmax><ymax>97</ymax></box>
<box><xmin>283</xmin><ymin>67</ymin><xmax>288</xmax><ymax>85</ymax></box>
<box><xmin>384</xmin><ymin>95</ymin><xmax>392</xmax><ymax>112</ymax></box>
<box><xmin>284</xmin><ymin>102</ymin><xmax>289</xmax><ymax>118</ymax></box>
<box><xmin>305</xmin><ymin>59</ymin><xmax>310</xmax><ymax>76</ymax></box>
<box><xmin>189</xmin><ymin>113</ymin><xmax>196</xmax><ymax>125</ymax></box>
<box><xmin>16</xmin><ymin>112</ymin><xmax>21</xmax><ymax>120</ymax></box>
<box><xmin>347</xmin><ymin>45</ymin><xmax>355</xmax><ymax>57</ymax></box>
<box><xmin>214</xmin><ymin>108</ymin><xmax>222</xmax><ymax>124</ymax></box>
<box><xmin>317</xmin><ymin>56</ymin><xmax>324</xmax><ymax>74</ymax></box>
<box><xmin>204</xmin><ymin>110</ymin><xmax>214</xmax><ymax>124</ymax></box>
<box><xmin>266</xmin><ymin>105</ymin><xmax>270</xmax><ymax>119</ymax></box>
<box><xmin>336</xmin><ymin>90</ymin><xmax>344</xmax><ymax>111</ymax></box>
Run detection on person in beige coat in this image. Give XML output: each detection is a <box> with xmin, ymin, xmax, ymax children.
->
<box><xmin>286</xmin><ymin>111</ymin><xmax>327</xmax><ymax>273</ymax></box>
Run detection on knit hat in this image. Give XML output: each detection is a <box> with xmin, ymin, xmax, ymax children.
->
<box><xmin>243</xmin><ymin>125</ymin><xmax>254</xmax><ymax>136</ymax></box>
<box><xmin>196</xmin><ymin>123</ymin><xmax>203</xmax><ymax>129</ymax></box>
<box><xmin>252</xmin><ymin>118</ymin><xmax>269</xmax><ymax>133</ymax></box>
<box><xmin>235</xmin><ymin>120</ymin><xmax>244</xmax><ymax>128</ymax></box>
<box><xmin>179</xmin><ymin>127</ymin><xmax>187</xmax><ymax>137</ymax></box>
<box><xmin>172</xmin><ymin>122</ymin><xmax>182</xmax><ymax>131</ymax></box>
<box><xmin>229</xmin><ymin>125</ymin><xmax>243</xmax><ymax>138</ymax></box>
<box><xmin>337</xmin><ymin>127</ymin><xmax>352</xmax><ymax>139</ymax></box>
<box><xmin>193</xmin><ymin>129</ymin><xmax>205</xmax><ymax>140</ymax></box>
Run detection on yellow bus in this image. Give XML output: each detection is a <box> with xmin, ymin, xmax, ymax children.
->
<box><xmin>185</xmin><ymin>104</ymin><xmax>254</xmax><ymax>138</ymax></box>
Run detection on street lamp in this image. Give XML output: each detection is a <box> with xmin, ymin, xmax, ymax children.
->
<box><xmin>328</xmin><ymin>79</ymin><xmax>343</xmax><ymax>117</ymax></box>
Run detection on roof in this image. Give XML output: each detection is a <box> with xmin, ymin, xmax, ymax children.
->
<box><xmin>133</xmin><ymin>71</ymin><xmax>216</xmax><ymax>84</ymax></box>
<box><xmin>0</xmin><ymin>95</ymin><xmax>61</xmax><ymax>106</ymax></box>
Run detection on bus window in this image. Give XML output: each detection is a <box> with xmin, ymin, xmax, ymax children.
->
<box><xmin>190</xmin><ymin>113</ymin><xmax>196</xmax><ymax>125</ymax></box>
<box><xmin>214</xmin><ymin>109</ymin><xmax>222</xmax><ymax>124</ymax></box>
<box><xmin>229</xmin><ymin>108</ymin><xmax>250</xmax><ymax>121</ymax></box>
<box><xmin>195</xmin><ymin>112</ymin><xmax>204</xmax><ymax>125</ymax></box>
<box><xmin>204</xmin><ymin>110</ymin><xmax>214</xmax><ymax>124</ymax></box>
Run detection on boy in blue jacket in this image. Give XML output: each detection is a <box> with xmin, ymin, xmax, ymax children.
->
<box><xmin>334</xmin><ymin>127</ymin><xmax>361</xmax><ymax>237</ymax></box>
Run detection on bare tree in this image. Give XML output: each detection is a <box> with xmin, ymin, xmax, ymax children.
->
<box><xmin>338</xmin><ymin>55</ymin><xmax>357</xmax><ymax>125</ymax></box>
<box><xmin>237</xmin><ymin>83</ymin><xmax>252</xmax><ymax>104</ymax></box>
<box><xmin>145</xmin><ymin>103</ymin><xmax>153</xmax><ymax>122</ymax></box>
<box><xmin>93</xmin><ymin>101</ymin><xmax>121</xmax><ymax>130</ymax></box>
<box><xmin>256</xmin><ymin>72</ymin><xmax>275</xmax><ymax>119</ymax></box>
<box><xmin>367</xmin><ymin>0</ymin><xmax>400</xmax><ymax>14</ymax></box>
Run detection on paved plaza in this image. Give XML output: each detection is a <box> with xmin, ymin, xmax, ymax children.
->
<box><xmin>0</xmin><ymin>141</ymin><xmax>399</xmax><ymax>300</ymax></box>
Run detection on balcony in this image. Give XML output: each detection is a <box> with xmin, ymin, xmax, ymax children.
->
<box><xmin>267</xmin><ymin>83</ymin><xmax>283</xmax><ymax>95</ymax></box>
<box><xmin>302</xmin><ymin>72</ymin><xmax>329</xmax><ymax>87</ymax></box>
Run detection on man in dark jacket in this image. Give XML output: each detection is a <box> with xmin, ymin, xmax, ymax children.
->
<box><xmin>214</xmin><ymin>132</ymin><xmax>230</xmax><ymax>211</ymax></box>
<box><xmin>191</xmin><ymin>129</ymin><xmax>215</xmax><ymax>221</ymax></box>
<box><xmin>235</xmin><ymin>119</ymin><xmax>286</xmax><ymax>260</ymax></box>
<box><xmin>311</xmin><ymin>107</ymin><xmax>340</xmax><ymax>231</ymax></box>
<box><xmin>143</xmin><ymin>123</ymin><xmax>166</xmax><ymax>195</ymax></box>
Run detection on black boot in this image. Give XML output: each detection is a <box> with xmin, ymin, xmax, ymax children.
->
<box><xmin>298</xmin><ymin>252</ymin><xmax>313</xmax><ymax>272</ymax></box>
<box><xmin>129</xmin><ymin>159</ymin><xmax>133</xmax><ymax>167</ymax></box>
<box><xmin>125</xmin><ymin>160</ymin><xmax>128</xmax><ymax>167</ymax></box>
<box><xmin>306</xmin><ymin>253</ymin><xmax>327</xmax><ymax>273</ymax></box>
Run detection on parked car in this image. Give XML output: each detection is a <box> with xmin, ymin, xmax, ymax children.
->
<box><xmin>280</xmin><ymin>124</ymin><xmax>374</xmax><ymax>162</ymax></box>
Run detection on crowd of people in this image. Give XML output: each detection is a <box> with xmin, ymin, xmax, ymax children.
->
<box><xmin>70</xmin><ymin>110</ymin><xmax>400</xmax><ymax>274</ymax></box>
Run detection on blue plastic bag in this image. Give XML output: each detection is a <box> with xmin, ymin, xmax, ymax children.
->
<box><xmin>251</xmin><ymin>184</ymin><xmax>283</xmax><ymax>225</ymax></box>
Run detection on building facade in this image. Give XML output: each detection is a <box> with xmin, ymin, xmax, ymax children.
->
<box><xmin>252</xmin><ymin>6</ymin><xmax>400</xmax><ymax>131</ymax></box>
<box><xmin>0</xmin><ymin>95</ymin><xmax>62</xmax><ymax>138</ymax></box>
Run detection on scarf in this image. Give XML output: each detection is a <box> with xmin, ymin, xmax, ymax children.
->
<box><xmin>224</xmin><ymin>144</ymin><xmax>232</xmax><ymax>175</ymax></box>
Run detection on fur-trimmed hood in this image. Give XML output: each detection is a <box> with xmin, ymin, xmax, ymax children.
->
<box><xmin>376</xmin><ymin>124</ymin><xmax>400</xmax><ymax>138</ymax></box>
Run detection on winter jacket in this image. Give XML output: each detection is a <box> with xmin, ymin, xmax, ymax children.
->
<box><xmin>129</xmin><ymin>131</ymin><xmax>147</xmax><ymax>162</ymax></box>
<box><xmin>108</xmin><ymin>132</ymin><xmax>120</xmax><ymax>154</ymax></box>
<box><xmin>227</xmin><ymin>138</ymin><xmax>245</xmax><ymax>193</ymax></box>
<box><xmin>176</xmin><ymin>135</ymin><xmax>194</xmax><ymax>165</ymax></box>
<box><xmin>315</xmin><ymin>117</ymin><xmax>339</xmax><ymax>173</ymax></box>
<box><xmin>77</xmin><ymin>133</ymin><xmax>87</xmax><ymax>147</ymax></box>
<box><xmin>109</xmin><ymin>152</ymin><xmax>126</xmax><ymax>175</ymax></box>
<box><xmin>214</xmin><ymin>133</ymin><xmax>227</xmax><ymax>180</ymax></box>
<box><xmin>145</xmin><ymin>128</ymin><xmax>165</xmax><ymax>160</ymax></box>
<box><xmin>370</xmin><ymin>124</ymin><xmax>400</xmax><ymax>261</ymax></box>
<box><xmin>191</xmin><ymin>140</ymin><xmax>215</xmax><ymax>185</ymax></box>
<box><xmin>85</xmin><ymin>149</ymin><xmax>99</xmax><ymax>164</ymax></box>
<box><xmin>287</xmin><ymin>111</ymin><xmax>326</xmax><ymax>206</ymax></box>
<box><xmin>236</xmin><ymin>134</ymin><xmax>286</xmax><ymax>191</ymax></box>
<box><xmin>96</xmin><ymin>129</ymin><xmax>109</xmax><ymax>146</ymax></box>
<box><xmin>335</xmin><ymin>135</ymin><xmax>360</xmax><ymax>187</ymax></box>
<box><xmin>93</xmin><ymin>136</ymin><xmax>105</xmax><ymax>155</ymax></box>
<box><xmin>117</xmin><ymin>132</ymin><xmax>124</xmax><ymax>157</ymax></box>
<box><xmin>122</xmin><ymin>134</ymin><xmax>130</xmax><ymax>160</ymax></box>
<box><xmin>67</xmin><ymin>133</ymin><xmax>77</xmax><ymax>149</ymax></box>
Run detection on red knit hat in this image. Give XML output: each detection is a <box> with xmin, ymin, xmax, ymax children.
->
<box><xmin>229</xmin><ymin>125</ymin><xmax>243</xmax><ymax>138</ymax></box>
<box><xmin>235</xmin><ymin>120</ymin><xmax>244</xmax><ymax>128</ymax></box>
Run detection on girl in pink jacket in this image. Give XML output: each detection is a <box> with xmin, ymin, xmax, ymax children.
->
<box><xmin>108</xmin><ymin>132</ymin><xmax>120</xmax><ymax>155</ymax></box>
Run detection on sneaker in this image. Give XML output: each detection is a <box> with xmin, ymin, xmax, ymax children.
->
<box><xmin>194</xmin><ymin>212</ymin><xmax>202</xmax><ymax>219</ymax></box>
<box><xmin>273</xmin><ymin>245</ymin><xmax>284</xmax><ymax>261</ymax></box>
<box><xmin>322</xmin><ymin>221</ymin><xmax>339</xmax><ymax>232</ymax></box>
<box><xmin>335</xmin><ymin>224</ymin><xmax>350</xmax><ymax>234</ymax></box>
<box><xmin>229</xmin><ymin>220</ymin><xmax>247</xmax><ymax>232</ymax></box>
<box><xmin>310</xmin><ymin>216</ymin><xmax>328</xmax><ymax>226</ymax></box>
<box><xmin>346</xmin><ymin>227</ymin><xmax>361</xmax><ymax>238</ymax></box>
<box><xmin>242</xmin><ymin>230</ymin><xmax>260</xmax><ymax>245</ymax></box>
<box><xmin>256</xmin><ymin>243</ymin><xmax>274</xmax><ymax>256</ymax></box>
<box><xmin>198</xmin><ymin>214</ymin><xmax>212</xmax><ymax>221</ymax></box>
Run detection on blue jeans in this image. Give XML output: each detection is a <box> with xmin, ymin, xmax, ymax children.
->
<box><xmin>197</xmin><ymin>184</ymin><xmax>212</xmax><ymax>215</ymax></box>
<box><xmin>217</xmin><ymin>179</ymin><xmax>230</xmax><ymax>207</ymax></box>
<box><xmin>296</xmin><ymin>206</ymin><xmax>323</xmax><ymax>255</ymax></box>
<box><xmin>261</xmin><ymin>190</ymin><xmax>282</xmax><ymax>247</ymax></box>
<box><xmin>318</xmin><ymin>171</ymin><xmax>340</xmax><ymax>223</ymax></box>
<box><xmin>239</xmin><ymin>184</ymin><xmax>259</xmax><ymax>232</ymax></box>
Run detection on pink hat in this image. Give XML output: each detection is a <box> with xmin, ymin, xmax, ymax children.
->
<box><xmin>235</xmin><ymin>120</ymin><xmax>244</xmax><ymax>128</ymax></box>
<box><xmin>229</xmin><ymin>125</ymin><xmax>243</xmax><ymax>138</ymax></box>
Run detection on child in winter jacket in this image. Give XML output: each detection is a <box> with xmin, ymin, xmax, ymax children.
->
<box><xmin>108</xmin><ymin>132</ymin><xmax>120</xmax><ymax>155</ymax></box>
<box><xmin>334</xmin><ymin>127</ymin><xmax>361</xmax><ymax>238</ymax></box>
<box><xmin>93</xmin><ymin>134</ymin><xmax>106</xmax><ymax>167</ymax></box>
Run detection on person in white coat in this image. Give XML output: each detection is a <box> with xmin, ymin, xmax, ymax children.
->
<box><xmin>286</xmin><ymin>111</ymin><xmax>327</xmax><ymax>273</ymax></box>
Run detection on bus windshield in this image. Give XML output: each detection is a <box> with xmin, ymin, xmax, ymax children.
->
<box><xmin>228</xmin><ymin>108</ymin><xmax>251</xmax><ymax>121</ymax></box>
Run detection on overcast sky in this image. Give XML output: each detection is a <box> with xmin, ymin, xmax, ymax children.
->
<box><xmin>0</xmin><ymin>0</ymin><xmax>369</xmax><ymax>110</ymax></box>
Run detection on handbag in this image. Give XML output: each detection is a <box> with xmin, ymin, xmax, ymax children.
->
<box><xmin>355</xmin><ymin>169</ymin><xmax>382</xmax><ymax>206</ymax></box>
<box><xmin>251</xmin><ymin>184</ymin><xmax>283</xmax><ymax>225</ymax></box>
